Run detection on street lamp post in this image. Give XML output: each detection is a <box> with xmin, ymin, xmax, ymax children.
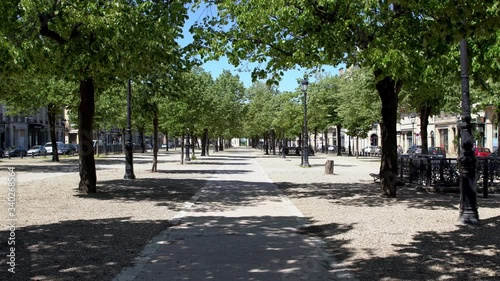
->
<box><xmin>301</xmin><ymin>78</ymin><xmax>310</xmax><ymax>167</ymax></box>
<box><xmin>410</xmin><ymin>114</ymin><xmax>416</xmax><ymax>146</ymax></box>
<box><xmin>476</xmin><ymin>114</ymin><xmax>485</xmax><ymax>148</ymax></box>
<box><xmin>281</xmin><ymin>128</ymin><xmax>286</xmax><ymax>159</ymax></box>
<box><xmin>458</xmin><ymin>38</ymin><xmax>479</xmax><ymax>225</ymax></box>
<box><xmin>27</xmin><ymin>116</ymin><xmax>32</xmax><ymax>148</ymax></box>
<box><xmin>456</xmin><ymin>114</ymin><xmax>461</xmax><ymax>156</ymax></box>
<box><xmin>185</xmin><ymin>129</ymin><xmax>191</xmax><ymax>161</ymax></box>
<box><xmin>124</xmin><ymin>79</ymin><xmax>136</xmax><ymax>179</ymax></box>
<box><xmin>61</xmin><ymin>118</ymin><xmax>67</xmax><ymax>144</ymax></box>
<box><xmin>348</xmin><ymin>135</ymin><xmax>352</xmax><ymax>156</ymax></box>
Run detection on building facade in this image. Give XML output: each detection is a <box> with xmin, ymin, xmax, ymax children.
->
<box><xmin>0</xmin><ymin>104</ymin><xmax>67</xmax><ymax>149</ymax></box>
<box><xmin>340</xmin><ymin>107</ymin><xmax>498</xmax><ymax>157</ymax></box>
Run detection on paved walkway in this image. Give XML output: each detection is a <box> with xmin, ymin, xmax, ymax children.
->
<box><xmin>114</xmin><ymin>149</ymin><xmax>356</xmax><ymax>281</ymax></box>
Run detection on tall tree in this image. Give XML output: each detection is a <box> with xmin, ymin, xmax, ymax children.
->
<box><xmin>0</xmin><ymin>76</ymin><xmax>77</xmax><ymax>162</ymax></box>
<box><xmin>211</xmin><ymin>70</ymin><xmax>246</xmax><ymax>143</ymax></box>
<box><xmin>190</xmin><ymin>0</ymin><xmax>498</xmax><ymax>197</ymax></box>
<box><xmin>1</xmin><ymin>1</ymin><xmax>189</xmax><ymax>192</ymax></box>
<box><xmin>336</xmin><ymin>67</ymin><xmax>381</xmax><ymax>154</ymax></box>
<box><xmin>244</xmin><ymin>82</ymin><xmax>278</xmax><ymax>146</ymax></box>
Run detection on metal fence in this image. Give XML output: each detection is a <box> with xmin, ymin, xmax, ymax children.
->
<box><xmin>397</xmin><ymin>155</ymin><xmax>500</xmax><ymax>193</ymax></box>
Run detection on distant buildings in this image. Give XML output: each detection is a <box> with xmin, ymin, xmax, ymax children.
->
<box><xmin>0</xmin><ymin>105</ymin><xmax>67</xmax><ymax>149</ymax></box>
<box><xmin>338</xmin><ymin>107</ymin><xmax>498</xmax><ymax>156</ymax></box>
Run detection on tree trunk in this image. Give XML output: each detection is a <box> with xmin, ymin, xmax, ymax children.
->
<box><xmin>151</xmin><ymin>108</ymin><xmax>158</xmax><ymax>172</ymax></box>
<box><xmin>314</xmin><ymin>128</ymin><xmax>318</xmax><ymax>153</ymax></box>
<box><xmin>271</xmin><ymin>129</ymin><xmax>276</xmax><ymax>155</ymax></box>
<box><xmin>47</xmin><ymin>104</ymin><xmax>59</xmax><ymax>162</ymax></box>
<box><xmin>205</xmin><ymin>132</ymin><xmax>210</xmax><ymax>156</ymax></box>
<box><xmin>356</xmin><ymin>137</ymin><xmax>359</xmax><ymax>158</ymax></box>
<box><xmin>78</xmin><ymin>78</ymin><xmax>97</xmax><ymax>193</ymax></box>
<box><xmin>191</xmin><ymin>133</ymin><xmax>196</xmax><ymax>158</ymax></box>
<box><xmin>376</xmin><ymin>75</ymin><xmax>402</xmax><ymax>198</ymax></box>
<box><xmin>264</xmin><ymin>132</ymin><xmax>269</xmax><ymax>155</ymax></box>
<box><xmin>420</xmin><ymin>106</ymin><xmax>431</xmax><ymax>155</ymax></box>
<box><xmin>219</xmin><ymin>137</ymin><xmax>224</xmax><ymax>151</ymax></box>
<box><xmin>336</xmin><ymin>124</ymin><xmax>342</xmax><ymax>156</ymax></box>
<box><xmin>165</xmin><ymin>131</ymin><xmax>169</xmax><ymax>151</ymax></box>
<box><xmin>201</xmin><ymin>128</ymin><xmax>208</xmax><ymax>156</ymax></box>
<box><xmin>325</xmin><ymin>129</ymin><xmax>329</xmax><ymax>154</ymax></box>
<box><xmin>180</xmin><ymin>134</ymin><xmax>185</xmax><ymax>164</ymax></box>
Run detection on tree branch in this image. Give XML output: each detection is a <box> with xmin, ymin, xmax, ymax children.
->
<box><xmin>38</xmin><ymin>13</ymin><xmax>66</xmax><ymax>45</ymax></box>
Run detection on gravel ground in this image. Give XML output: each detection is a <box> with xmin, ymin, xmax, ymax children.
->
<box><xmin>256</xmin><ymin>152</ymin><xmax>500</xmax><ymax>281</ymax></box>
<box><xmin>0</xmin><ymin>151</ymin><xmax>212</xmax><ymax>281</ymax></box>
<box><xmin>1</xmin><ymin>148</ymin><xmax>499</xmax><ymax>281</ymax></box>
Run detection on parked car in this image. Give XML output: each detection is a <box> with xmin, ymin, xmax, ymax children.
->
<box><xmin>62</xmin><ymin>144</ymin><xmax>77</xmax><ymax>155</ymax></box>
<box><xmin>474</xmin><ymin>147</ymin><xmax>491</xmax><ymax>158</ymax></box>
<box><xmin>363</xmin><ymin>145</ymin><xmax>380</xmax><ymax>154</ymax></box>
<box><xmin>4</xmin><ymin>146</ymin><xmax>28</xmax><ymax>157</ymax></box>
<box><xmin>407</xmin><ymin>145</ymin><xmax>422</xmax><ymax>156</ymax></box>
<box><xmin>328</xmin><ymin>145</ymin><xmax>346</xmax><ymax>153</ymax></box>
<box><xmin>45</xmin><ymin>142</ymin><xmax>64</xmax><ymax>155</ymax></box>
<box><xmin>428</xmin><ymin>147</ymin><xmax>446</xmax><ymax>158</ymax></box>
<box><xmin>27</xmin><ymin>145</ymin><xmax>47</xmax><ymax>156</ymax></box>
<box><xmin>488</xmin><ymin>149</ymin><xmax>498</xmax><ymax>159</ymax></box>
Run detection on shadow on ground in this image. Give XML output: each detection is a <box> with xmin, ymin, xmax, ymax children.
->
<box><xmin>0</xmin><ymin>218</ymin><xmax>172</xmax><ymax>281</ymax></box>
<box><xmin>345</xmin><ymin>215</ymin><xmax>500</xmax><ymax>280</ymax></box>
<box><xmin>75</xmin><ymin>178</ymin><xmax>205</xmax><ymax>209</ymax></box>
<box><xmin>118</xmin><ymin>215</ymin><xmax>354</xmax><ymax>281</ymax></box>
<box><xmin>276</xmin><ymin>181</ymin><xmax>500</xmax><ymax>210</ymax></box>
<box><xmin>275</xmin><ymin>181</ymin><xmax>500</xmax><ymax>280</ymax></box>
<box><xmin>156</xmin><ymin>169</ymin><xmax>251</xmax><ymax>175</ymax></box>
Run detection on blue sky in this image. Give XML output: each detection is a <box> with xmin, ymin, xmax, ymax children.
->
<box><xmin>179</xmin><ymin>6</ymin><xmax>343</xmax><ymax>92</ymax></box>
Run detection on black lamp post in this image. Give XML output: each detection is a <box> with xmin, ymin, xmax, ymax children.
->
<box><xmin>456</xmin><ymin>114</ymin><xmax>461</xmax><ymax>156</ymax></box>
<box><xmin>348</xmin><ymin>135</ymin><xmax>352</xmax><ymax>156</ymax></box>
<box><xmin>301</xmin><ymin>77</ymin><xmax>310</xmax><ymax>167</ymax></box>
<box><xmin>458</xmin><ymin>38</ymin><xmax>479</xmax><ymax>225</ymax></box>
<box><xmin>185</xmin><ymin>129</ymin><xmax>191</xmax><ymax>161</ymax></box>
<box><xmin>409</xmin><ymin>114</ymin><xmax>416</xmax><ymax>146</ymax></box>
<box><xmin>61</xmin><ymin>118</ymin><xmax>67</xmax><ymax>144</ymax></box>
<box><xmin>476</xmin><ymin>114</ymin><xmax>485</xmax><ymax>147</ymax></box>
<box><xmin>27</xmin><ymin>116</ymin><xmax>32</xmax><ymax>148</ymax></box>
<box><xmin>281</xmin><ymin>128</ymin><xmax>286</xmax><ymax>159</ymax></box>
<box><xmin>124</xmin><ymin>79</ymin><xmax>136</xmax><ymax>179</ymax></box>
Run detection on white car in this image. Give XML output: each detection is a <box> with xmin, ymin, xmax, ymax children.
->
<box><xmin>44</xmin><ymin>142</ymin><xmax>64</xmax><ymax>155</ymax></box>
<box><xmin>363</xmin><ymin>146</ymin><xmax>381</xmax><ymax>154</ymax></box>
<box><xmin>27</xmin><ymin>145</ymin><xmax>47</xmax><ymax>156</ymax></box>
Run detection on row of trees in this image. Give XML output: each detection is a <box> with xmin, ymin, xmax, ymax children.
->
<box><xmin>1</xmin><ymin>1</ymin><xmax>498</xmax><ymax>198</ymax></box>
<box><xmin>190</xmin><ymin>0</ymin><xmax>499</xmax><ymax>197</ymax></box>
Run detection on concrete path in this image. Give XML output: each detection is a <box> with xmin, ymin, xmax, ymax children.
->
<box><xmin>114</xmin><ymin>149</ymin><xmax>356</xmax><ymax>281</ymax></box>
